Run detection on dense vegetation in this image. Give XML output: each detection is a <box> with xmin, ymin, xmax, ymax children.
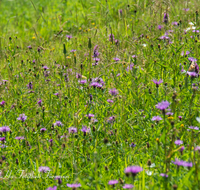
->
<box><xmin>0</xmin><ymin>0</ymin><xmax>200</xmax><ymax>189</ymax></box>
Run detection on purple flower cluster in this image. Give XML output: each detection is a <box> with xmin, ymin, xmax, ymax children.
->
<box><xmin>0</xmin><ymin>126</ymin><xmax>10</xmax><ymax>133</ymax></box>
<box><xmin>174</xmin><ymin>140</ymin><xmax>183</xmax><ymax>145</ymax></box>
<box><xmin>0</xmin><ymin>101</ymin><xmax>5</xmax><ymax>106</ymax></box>
<box><xmin>68</xmin><ymin>127</ymin><xmax>77</xmax><ymax>134</ymax></box>
<box><xmin>123</xmin><ymin>184</ymin><xmax>134</xmax><ymax>189</ymax></box>
<box><xmin>81</xmin><ymin>125</ymin><xmax>90</xmax><ymax>133</ymax></box>
<box><xmin>126</xmin><ymin>63</ymin><xmax>134</xmax><ymax>72</ymax></box>
<box><xmin>90</xmin><ymin>77</ymin><xmax>105</xmax><ymax>88</ymax></box>
<box><xmin>17</xmin><ymin>114</ymin><xmax>27</xmax><ymax>122</ymax></box>
<box><xmin>54</xmin><ymin>121</ymin><xmax>63</xmax><ymax>127</ymax></box>
<box><xmin>39</xmin><ymin>166</ymin><xmax>50</xmax><ymax>173</ymax></box>
<box><xmin>93</xmin><ymin>45</ymin><xmax>99</xmax><ymax>57</ymax></box>
<box><xmin>160</xmin><ymin>173</ymin><xmax>168</xmax><ymax>178</ymax></box>
<box><xmin>152</xmin><ymin>116</ymin><xmax>162</xmax><ymax>122</ymax></box>
<box><xmin>124</xmin><ymin>166</ymin><xmax>143</xmax><ymax>176</ymax></box>
<box><xmin>67</xmin><ymin>183</ymin><xmax>81</xmax><ymax>188</ymax></box>
<box><xmin>163</xmin><ymin>13</ymin><xmax>169</xmax><ymax>24</ymax></box>
<box><xmin>109</xmin><ymin>88</ymin><xmax>119</xmax><ymax>96</ymax></box>
<box><xmin>172</xmin><ymin>159</ymin><xmax>193</xmax><ymax>167</ymax></box>
<box><xmin>155</xmin><ymin>101</ymin><xmax>170</xmax><ymax>111</ymax></box>
<box><xmin>46</xmin><ymin>186</ymin><xmax>57</xmax><ymax>190</ymax></box>
<box><xmin>108</xmin><ymin>180</ymin><xmax>118</xmax><ymax>185</ymax></box>
<box><xmin>153</xmin><ymin>79</ymin><xmax>163</xmax><ymax>87</ymax></box>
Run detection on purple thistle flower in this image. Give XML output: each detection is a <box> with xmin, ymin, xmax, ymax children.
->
<box><xmin>27</xmin><ymin>45</ymin><xmax>32</xmax><ymax>49</ymax></box>
<box><xmin>93</xmin><ymin>57</ymin><xmax>100</xmax><ymax>62</ymax></box>
<box><xmin>126</xmin><ymin>63</ymin><xmax>134</xmax><ymax>72</ymax></box>
<box><xmin>172</xmin><ymin>22</ymin><xmax>178</xmax><ymax>26</ymax></box>
<box><xmin>49</xmin><ymin>139</ymin><xmax>53</xmax><ymax>142</ymax></box>
<box><xmin>194</xmin><ymin>146</ymin><xmax>200</xmax><ymax>152</ymax></box>
<box><xmin>153</xmin><ymin>79</ymin><xmax>163</xmax><ymax>87</ymax></box>
<box><xmin>123</xmin><ymin>184</ymin><xmax>134</xmax><ymax>189</ymax></box>
<box><xmin>193</xmin><ymin>30</ymin><xmax>199</xmax><ymax>33</ymax></box>
<box><xmin>116</xmin><ymin>73</ymin><xmax>121</xmax><ymax>77</ymax></box>
<box><xmin>54</xmin><ymin>93</ymin><xmax>59</xmax><ymax>96</ymax></box>
<box><xmin>107</xmin><ymin>116</ymin><xmax>115</xmax><ymax>123</ymax></box>
<box><xmin>91</xmin><ymin>118</ymin><xmax>98</xmax><ymax>123</ymax></box>
<box><xmin>90</xmin><ymin>82</ymin><xmax>102</xmax><ymax>88</ymax></box>
<box><xmin>70</xmin><ymin>49</ymin><xmax>76</xmax><ymax>53</ymax></box>
<box><xmin>167</xmin><ymin>29</ymin><xmax>173</xmax><ymax>33</ymax></box>
<box><xmin>54</xmin><ymin>176</ymin><xmax>62</xmax><ymax>184</ymax></box>
<box><xmin>174</xmin><ymin>140</ymin><xmax>183</xmax><ymax>145</ymax></box>
<box><xmin>15</xmin><ymin>136</ymin><xmax>25</xmax><ymax>140</ymax></box>
<box><xmin>184</xmin><ymin>162</ymin><xmax>193</xmax><ymax>167</ymax></box>
<box><xmin>40</xmin><ymin>128</ymin><xmax>47</xmax><ymax>132</ymax></box>
<box><xmin>37</xmin><ymin>99</ymin><xmax>42</xmax><ymax>106</ymax></box>
<box><xmin>81</xmin><ymin>125</ymin><xmax>91</xmax><ymax>133</ymax></box>
<box><xmin>159</xmin><ymin>35</ymin><xmax>169</xmax><ymax>40</ymax></box>
<box><xmin>166</xmin><ymin>112</ymin><xmax>173</xmax><ymax>116</ymax></box>
<box><xmin>54</xmin><ymin>121</ymin><xmax>63</xmax><ymax>127</ymax></box>
<box><xmin>46</xmin><ymin>186</ymin><xmax>57</xmax><ymax>190</ymax></box>
<box><xmin>109</xmin><ymin>34</ymin><xmax>114</xmax><ymax>42</ymax></box>
<box><xmin>66</xmin><ymin>35</ymin><xmax>72</xmax><ymax>40</ymax></box>
<box><xmin>68</xmin><ymin>127</ymin><xmax>77</xmax><ymax>134</ymax></box>
<box><xmin>93</xmin><ymin>45</ymin><xmax>99</xmax><ymax>58</ymax></box>
<box><xmin>172</xmin><ymin>159</ymin><xmax>193</xmax><ymax>167</ymax></box>
<box><xmin>39</xmin><ymin>166</ymin><xmax>50</xmax><ymax>173</ymax></box>
<box><xmin>152</xmin><ymin>116</ymin><xmax>162</xmax><ymax>122</ymax></box>
<box><xmin>160</xmin><ymin>173</ymin><xmax>168</xmax><ymax>178</ymax></box>
<box><xmin>183</xmin><ymin>8</ymin><xmax>189</xmax><ymax>11</ymax></box>
<box><xmin>32</xmin><ymin>60</ymin><xmax>36</xmax><ymax>63</ymax></box>
<box><xmin>113</xmin><ymin>57</ymin><xmax>120</xmax><ymax>62</ymax></box>
<box><xmin>86</xmin><ymin>113</ymin><xmax>94</xmax><ymax>119</ymax></box>
<box><xmin>17</xmin><ymin>114</ymin><xmax>27</xmax><ymax>122</ymax></box>
<box><xmin>181</xmin><ymin>51</ymin><xmax>190</xmax><ymax>56</ymax></box>
<box><xmin>108</xmin><ymin>180</ymin><xmax>118</xmax><ymax>185</ymax></box>
<box><xmin>124</xmin><ymin>166</ymin><xmax>143</xmax><ymax>176</ymax></box>
<box><xmin>54</xmin><ymin>176</ymin><xmax>61</xmax><ymax>180</ymax></box>
<box><xmin>78</xmin><ymin>80</ymin><xmax>87</xmax><ymax>84</ymax></box>
<box><xmin>0</xmin><ymin>137</ymin><xmax>5</xmax><ymax>142</ymax></box>
<box><xmin>27</xmin><ymin>82</ymin><xmax>33</xmax><ymax>89</ymax></box>
<box><xmin>109</xmin><ymin>88</ymin><xmax>119</xmax><ymax>96</ymax></box>
<box><xmin>130</xmin><ymin>143</ymin><xmax>136</xmax><ymax>148</ymax></box>
<box><xmin>115</xmin><ymin>39</ymin><xmax>119</xmax><ymax>45</ymax></box>
<box><xmin>43</xmin><ymin>66</ymin><xmax>49</xmax><ymax>70</ymax></box>
<box><xmin>163</xmin><ymin>12</ymin><xmax>169</xmax><ymax>24</ymax></box>
<box><xmin>180</xmin><ymin>146</ymin><xmax>185</xmax><ymax>153</ymax></box>
<box><xmin>188</xmin><ymin>126</ymin><xmax>199</xmax><ymax>130</ymax></box>
<box><xmin>66</xmin><ymin>183</ymin><xmax>81</xmax><ymax>188</ymax></box>
<box><xmin>188</xmin><ymin>57</ymin><xmax>197</xmax><ymax>62</ymax></box>
<box><xmin>107</xmin><ymin>99</ymin><xmax>114</xmax><ymax>103</ymax></box>
<box><xmin>187</xmin><ymin>71</ymin><xmax>198</xmax><ymax>78</ymax></box>
<box><xmin>0</xmin><ymin>101</ymin><xmax>5</xmax><ymax>106</ymax></box>
<box><xmin>157</xmin><ymin>25</ymin><xmax>163</xmax><ymax>30</ymax></box>
<box><xmin>119</xmin><ymin>9</ymin><xmax>122</xmax><ymax>15</ymax></box>
<box><xmin>155</xmin><ymin>101</ymin><xmax>170</xmax><ymax>111</ymax></box>
<box><xmin>76</xmin><ymin>73</ymin><xmax>82</xmax><ymax>79</ymax></box>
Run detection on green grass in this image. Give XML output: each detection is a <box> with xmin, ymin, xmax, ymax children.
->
<box><xmin>0</xmin><ymin>0</ymin><xmax>200</xmax><ymax>189</ymax></box>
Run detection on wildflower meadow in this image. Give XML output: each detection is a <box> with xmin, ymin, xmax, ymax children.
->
<box><xmin>1</xmin><ymin>0</ymin><xmax>200</xmax><ymax>189</ymax></box>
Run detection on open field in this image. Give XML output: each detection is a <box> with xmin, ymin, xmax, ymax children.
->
<box><xmin>0</xmin><ymin>0</ymin><xmax>200</xmax><ymax>189</ymax></box>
